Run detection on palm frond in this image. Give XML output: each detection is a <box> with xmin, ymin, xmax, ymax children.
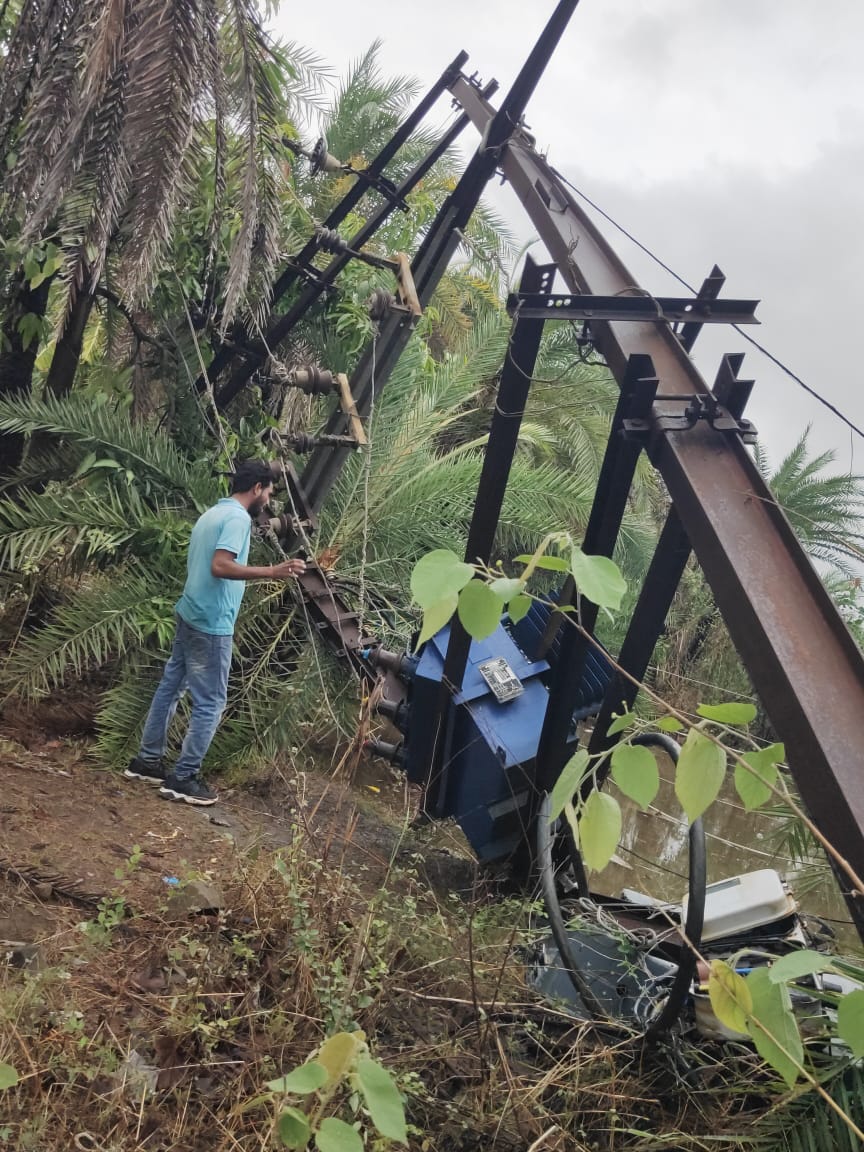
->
<box><xmin>119</xmin><ymin>0</ymin><xmax>203</xmax><ymax>300</ymax></box>
<box><xmin>0</xmin><ymin>390</ymin><xmax>214</xmax><ymax>504</ymax></box>
<box><xmin>1</xmin><ymin>564</ymin><xmax>171</xmax><ymax>698</ymax></box>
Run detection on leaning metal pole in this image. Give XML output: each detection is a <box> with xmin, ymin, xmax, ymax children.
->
<box><xmin>297</xmin><ymin>0</ymin><xmax>583</xmax><ymax>520</ymax></box>
<box><xmin>452</xmin><ymin>77</ymin><xmax>864</xmax><ymax>940</ymax></box>
<box><xmin>198</xmin><ymin>50</ymin><xmax>470</xmax><ymax>400</ymax></box>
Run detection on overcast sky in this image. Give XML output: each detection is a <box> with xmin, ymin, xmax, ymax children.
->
<box><xmin>278</xmin><ymin>1</ymin><xmax>864</xmax><ymax>468</ymax></box>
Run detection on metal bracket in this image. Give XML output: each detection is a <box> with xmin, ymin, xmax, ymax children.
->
<box><xmin>335</xmin><ymin>373</ymin><xmax>368</xmax><ymax>446</ymax></box>
<box><xmin>506</xmin><ymin>291</ymin><xmax>760</xmax><ymax>327</ymax></box>
<box><xmin>623</xmin><ymin>388</ymin><xmax>758</xmax><ymax>448</ymax></box>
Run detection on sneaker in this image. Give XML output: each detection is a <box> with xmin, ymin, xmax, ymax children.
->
<box><xmin>124</xmin><ymin>756</ymin><xmax>167</xmax><ymax>785</ymax></box>
<box><xmin>159</xmin><ymin>774</ymin><xmax>218</xmax><ymax>806</ymax></box>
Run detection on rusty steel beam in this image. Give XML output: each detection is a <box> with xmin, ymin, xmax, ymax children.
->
<box><xmin>451</xmin><ymin>77</ymin><xmax>864</xmax><ymax>936</ymax></box>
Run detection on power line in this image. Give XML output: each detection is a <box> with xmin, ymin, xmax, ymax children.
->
<box><xmin>551</xmin><ymin>168</ymin><xmax>864</xmax><ymax>445</ymax></box>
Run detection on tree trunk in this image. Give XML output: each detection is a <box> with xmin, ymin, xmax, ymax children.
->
<box><xmin>44</xmin><ymin>290</ymin><xmax>95</xmax><ymax>397</ymax></box>
<box><xmin>0</xmin><ymin>270</ymin><xmax>52</xmax><ymax>474</ymax></box>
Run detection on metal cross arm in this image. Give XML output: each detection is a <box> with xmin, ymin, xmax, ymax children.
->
<box><xmin>506</xmin><ymin>291</ymin><xmax>760</xmax><ymax>326</ymax></box>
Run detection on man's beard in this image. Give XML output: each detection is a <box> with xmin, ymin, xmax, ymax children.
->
<box><xmin>249</xmin><ymin>496</ymin><xmax>269</xmax><ymax>517</ymax></box>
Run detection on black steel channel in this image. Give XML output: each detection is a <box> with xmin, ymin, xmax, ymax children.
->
<box><xmin>678</xmin><ymin>265</ymin><xmax>726</xmax><ymax>353</ymax></box>
<box><xmin>425</xmin><ymin>257</ymin><xmax>553</xmax><ymax>816</ymax></box>
<box><xmin>533</xmin><ymin>355</ymin><xmax>659</xmax><ymax>793</ymax></box>
<box><xmin>198</xmin><ymin>50</ymin><xmax>469</xmax><ymax>398</ymax></box>
<box><xmin>588</xmin><ymin>353</ymin><xmax>752</xmax><ymax>763</ymax></box>
<box><xmin>588</xmin><ymin>506</ymin><xmax>693</xmax><ymax>758</ymax></box>
<box><xmin>298</xmin><ymin>0</ymin><xmax>582</xmax><ymax>518</ymax></box>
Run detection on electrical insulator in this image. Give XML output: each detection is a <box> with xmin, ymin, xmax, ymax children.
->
<box><xmin>315</xmin><ymin>226</ymin><xmax>351</xmax><ymax>255</ymax></box>
<box><xmin>368</xmin><ymin>288</ymin><xmax>400</xmax><ymax>323</ymax></box>
<box><xmin>310</xmin><ymin>138</ymin><xmax>345</xmax><ymax>175</ymax></box>
<box><xmin>364</xmin><ymin>738</ymin><xmax>405</xmax><ymax>766</ymax></box>
<box><xmin>376</xmin><ymin>697</ymin><xmax>409</xmax><ymax>733</ymax></box>
<box><xmin>288</xmin><ymin>366</ymin><xmax>337</xmax><ymax>394</ymax></box>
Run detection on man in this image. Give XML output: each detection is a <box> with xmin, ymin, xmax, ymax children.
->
<box><xmin>125</xmin><ymin>459</ymin><xmax>305</xmax><ymax>805</ymax></box>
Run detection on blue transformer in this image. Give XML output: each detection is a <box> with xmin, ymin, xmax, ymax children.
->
<box><xmin>403</xmin><ymin>621</ymin><xmax>552</xmax><ymax>860</ymax></box>
<box><xmin>400</xmin><ymin>598</ymin><xmax>614</xmax><ymax>862</ymax></box>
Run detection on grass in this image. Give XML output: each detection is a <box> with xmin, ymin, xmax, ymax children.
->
<box><xmin>0</xmin><ymin>809</ymin><xmax>860</xmax><ymax>1151</ymax></box>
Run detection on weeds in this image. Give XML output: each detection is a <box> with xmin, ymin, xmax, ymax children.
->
<box><xmin>0</xmin><ymin>824</ymin><xmax>857</xmax><ymax>1151</ymax></box>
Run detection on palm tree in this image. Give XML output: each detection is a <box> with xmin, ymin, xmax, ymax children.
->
<box><xmin>0</xmin><ymin>0</ymin><xmax>329</xmax><ymax>407</ymax></box>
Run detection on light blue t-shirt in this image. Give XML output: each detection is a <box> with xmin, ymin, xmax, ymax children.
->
<box><xmin>175</xmin><ymin>498</ymin><xmax>252</xmax><ymax>635</ymax></box>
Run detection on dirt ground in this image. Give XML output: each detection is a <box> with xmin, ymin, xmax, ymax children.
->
<box><xmin>0</xmin><ymin>725</ymin><xmax>481</xmax><ymax>942</ymax></box>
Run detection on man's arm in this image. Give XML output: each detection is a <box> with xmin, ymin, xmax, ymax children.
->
<box><xmin>211</xmin><ymin>550</ymin><xmax>306</xmax><ymax>581</ymax></box>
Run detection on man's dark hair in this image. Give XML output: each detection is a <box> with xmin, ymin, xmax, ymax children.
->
<box><xmin>230</xmin><ymin>459</ymin><xmax>275</xmax><ymax>494</ymax></box>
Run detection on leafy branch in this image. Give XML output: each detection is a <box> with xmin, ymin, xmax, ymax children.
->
<box><xmin>407</xmin><ymin>534</ymin><xmax>864</xmax><ymax>1122</ymax></box>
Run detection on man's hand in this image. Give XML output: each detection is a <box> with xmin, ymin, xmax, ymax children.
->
<box><xmin>270</xmin><ymin>558</ymin><xmax>306</xmax><ymax>579</ymax></box>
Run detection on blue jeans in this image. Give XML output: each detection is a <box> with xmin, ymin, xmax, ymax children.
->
<box><xmin>139</xmin><ymin>616</ymin><xmax>233</xmax><ymax>780</ymax></box>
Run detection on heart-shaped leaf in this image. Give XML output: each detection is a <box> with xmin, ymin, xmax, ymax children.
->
<box><xmin>746</xmin><ymin>968</ymin><xmax>803</xmax><ymax>1088</ymax></box>
<box><xmin>507</xmin><ymin>593</ymin><xmax>531</xmax><ymax>624</ymax></box>
<box><xmin>355</xmin><ymin>1058</ymin><xmax>407</xmax><ymax>1143</ymax></box>
<box><xmin>606</xmin><ymin>711</ymin><xmax>635</xmax><ymax>737</ymax></box>
<box><xmin>267</xmin><ymin>1062</ymin><xmax>328</xmax><ymax>1095</ymax></box>
<box><xmin>410</xmin><ymin>549</ymin><xmax>474</xmax><ymax>608</ymax></box>
<box><xmin>708</xmin><ymin>960</ymin><xmax>752</xmax><ymax>1035</ymax></box>
<box><xmin>315</xmin><ymin>1117</ymin><xmax>363</xmax><ymax>1152</ymax></box>
<box><xmin>457</xmin><ymin>580</ymin><xmax>502</xmax><ymax>640</ymax></box>
<box><xmin>578</xmin><ymin>791</ymin><xmax>622</xmax><ymax>872</ymax></box>
<box><xmin>569</xmin><ymin>547</ymin><xmax>627</xmax><ymax>610</ymax></box>
<box><xmin>838</xmin><ymin>989</ymin><xmax>864</xmax><ymax>1057</ymax></box>
<box><xmin>488</xmin><ymin>577</ymin><xmax>523</xmax><ymax>604</ymax></box>
<box><xmin>278</xmin><ymin>1107</ymin><xmax>311</xmax><ymax>1149</ymax></box>
<box><xmin>697</xmin><ymin>701</ymin><xmax>757</xmax><ymax>726</ymax></box>
<box><xmin>417</xmin><ymin>594</ymin><xmax>457</xmax><ymax>646</ymax></box>
<box><xmin>0</xmin><ymin>1063</ymin><xmax>19</xmax><ymax>1091</ymax></box>
<box><xmin>675</xmin><ymin>729</ymin><xmax>726</xmax><ymax>822</ymax></box>
<box><xmin>735</xmin><ymin>743</ymin><xmax>783</xmax><ymax>811</ymax></box>
<box><xmin>611</xmin><ymin>744</ymin><xmax>659</xmax><ymax>811</ymax></box>
<box><xmin>548</xmin><ymin>749</ymin><xmax>590</xmax><ymax>820</ymax></box>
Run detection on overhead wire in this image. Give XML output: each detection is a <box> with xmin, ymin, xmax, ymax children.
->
<box><xmin>549</xmin><ymin>166</ymin><xmax>864</xmax><ymax>445</ymax></box>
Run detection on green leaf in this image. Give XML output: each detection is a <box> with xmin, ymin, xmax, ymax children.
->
<box><xmin>457</xmin><ymin>580</ymin><xmax>502</xmax><ymax>640</ymax></box>
<box><xmin>746</xmin><ymin>968</ymin><xmax>803</xmax><ymax>1088</ymax></box>
<box><xmin>548</xmin><ymin>749</ymin><xmax>590</xmax><ymax>820</ymax></box>
<box><xmin>74</xmin><ymin>451</ymin><xmax>97</xmax><ymax>478</ymax></box>
<box><xmin>316</xmin><ymin>1032</ymin><xmax>364</xmax><ymax>1086</ymax></box>
<box><xmin>569</xmin><ymin>547</ymin><xmax>627</xmax><ymax>611</ymax></box>
<box><xmin>697</xmin><ymin>701</ymin><xmax>757</xmax><ymax>725</ymax></box>
<box><xmin>488</xmin><ymin>577</ymin><xmax>523</xmax><ymax>604</ymax></box>
<box><xmin>507</xmin><ymin>593</ymin><xmax>531</xmax><ymax>624</ymax></box>
<box><xmin>735</xmin><ymin>743</ymin><xmax>783</xmax><ymax>811</ymax></box>
<box><xmin>611</xmin><ymin>744</ymin><xmax>659</xmax><ymax>811</ymax></box>
<box><xmin>17</xmin><ymin>311</ymin><xmax>43</xmax><ymax>350</ymax></box>
<box><xmin>0</xmin><ymin>1064</ymin><xmax>19</xmax><ymax>1090</ymax></box>
<box><xmin>315</xmin><ymin>1117</ymin><xmax>363</xmax><ymax>1152</ymax></box>
<box><xmin>579</xmin><ymin>791</ymin><xmax>622</xmax><ymax>872</ymax></box>
<box><xmin>837</xmin><ymin>989</ymin><xmax>864</xmax><ymax>1057</ymax></box>
<box><xmin>514</xmin><ymin>553</ymin><xmax>569</xmax><ymax>571</ymax></box>
<box><xmin>267</xmin><ymin>1062</ymin><xmax>328</xmax><ymax>1095</ymax></box>
<box><xmin>606</xmin><ymin>710</ymin><xmax>635</xmax><ymax>736</ymax></box>
<box><xmin>768</xmin><ymin>950</ymin><xmax>835</xmax><ymax>985</ymax></box>
<box><xmin>417</xmin><ymin>594</ymin><xmax>457</xmax><ymax>646</ymax></box>
<box><xmin>278</xmin><ymin>1107</ymin><xmax>311</xmax><ymax>1149</ymax></box>
<box><xmin>708</xmin><ymin>960</ymin><xmax>752</xmax><ymax>1034</ymax></box>
<box><xmin>410</xmin><ymin>549</ymin><xmax>474</xmax><ymax>608</ymax></box>
<box><xmin>355</xmin><ymin>1058</ymin><xmax>407</xmax><ymax>1143</ymax></box>
<box><xmin>675</xmin><ymin>729</ymin><xmax>726</xmax><ymax>822</ymax></box>
<box><xmin>315</xmin><ymin>1032</ymin><xmax>364</xmax><ymax>1082</ymax></box>
<box><xmin>655</xmin><ymin>716</ymin><xmax>683</xmax><ymax>732</ymax></box>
